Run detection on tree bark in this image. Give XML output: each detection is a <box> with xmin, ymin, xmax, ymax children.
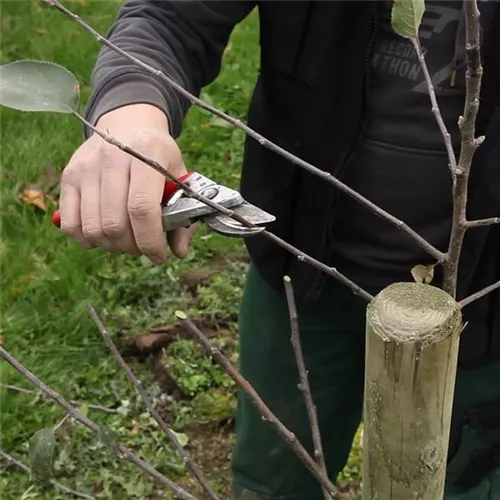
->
<box><xmin>362</xmin><ymin>282</ymin><xmax>462</xmax><ymax>500</ymax></box>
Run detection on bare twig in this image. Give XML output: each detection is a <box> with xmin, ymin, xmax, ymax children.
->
<box><xmin>73</xmin><ymin>110</ymin><xmax>374</xmax><ymax>303</ymax></box>
<box><xmin>175</xmin><ymin>311</ymin><xmax>343</xmax><ymax>500</ymax></box>
<box><xmin>283</xmin><ymin>276</ymin><xmax>330</xmax><ymax>500</ymax></box>
<box><xmin>53</xmin><ymin>413</ymin><xmax>70</xmax><ymax>432</ymax></box>
<box><xmin>465</xmin><ymin>217</ymin><xmax>500</xmax><ymax>229</ymax></box>
<box><xmin>0</xmin><ymin>450</ymin><xmax>95</xmax><ymax>500</ymax></box>
<box><xmin>0</xmin><ymin>347</ymin><xmax>199</xmax><ymax>500</ymax></box>
<box><xmin>87</xmin><ymin>305</ymin><xmax>220</xmax><ymax>500</ymax></box>
<box><xmin>0</xmin><ymin>383</ymin><xmax>118</xmax><ymax>414</ymax></box>
<box><xmin>43</xmin><ymin>0</ymin><xmax>444</xmax><ymax>264</ymax></box>
<box><xmin>412</xmin><ymin>37</ymin><xmax>458</xmax><ymax>186</ymax></box>
<box><xmin>412</xmin><ymin>1</ymin><xmax>496</xmax><ymax>303</ymax></box>
<box><xmin>459</xmin><ymin>279</ymin><xmax>500</xmax><ymax>309</ymax></box>
<box><xmin>443</xmin><ymin>0</ymin><xmax>484</xmax><ymax>298</ymax></box>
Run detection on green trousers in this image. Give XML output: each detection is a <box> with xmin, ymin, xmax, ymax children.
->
<box><xmin>231</xmin><ymin>265</ymin><xmax>500</xmax><ymax>499</ymax></box>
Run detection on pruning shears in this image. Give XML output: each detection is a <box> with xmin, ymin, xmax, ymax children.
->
<box><xmin>52</xmin><ymin>172</ymin><xmax>276</xmax><ymax>237</ymax></box>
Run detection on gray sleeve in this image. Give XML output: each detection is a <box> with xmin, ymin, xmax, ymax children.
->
<box><xmin>83</xmin><ymin>0</ymin><xmax>256</xmax><ymax>138</ymax></box>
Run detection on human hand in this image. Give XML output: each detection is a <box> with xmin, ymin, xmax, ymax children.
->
<box><xmin>58</xmin><ymin>103</ymin><xmax>195</xmax><ymax>263</ymax></box>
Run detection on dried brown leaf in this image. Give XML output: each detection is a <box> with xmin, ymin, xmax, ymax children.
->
<box><xmin>411</xmin><ymin>263</ymin><xmax>435</xmax><ymax>284</ymax></box>
<box><xmin>17</xmin><ymin>183</ymin><xmax>57</xmax><ymax>212</ymax></box>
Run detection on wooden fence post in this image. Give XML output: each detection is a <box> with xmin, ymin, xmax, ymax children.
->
<box><xmin>362</xmin><ymin>282</ymin><xmax>462</xmax><ymax>500</ymax></box>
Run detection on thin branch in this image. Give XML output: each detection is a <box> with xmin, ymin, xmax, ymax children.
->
<box><xmin>53</xmin><ymin>413</ymin><xmax>70</xmax><ymax>432</ymax></box>
<box><xmin>44</xmin><ymin>0</ymin><xmax>444</xmax><ymax>264</ymax></box>
<box><xmin>73</xmin><ymin>110</ymin><xmax>374</xmax><ymax>303</ymax></box>
<box><xmin>0</xmin><ymin>383</ymin><xmax>118</xmax><ymax>414</ymax></box>
<box><xmin>442</xmin><ymin>0</ymin><xmax>484</xmax><ymax>298</ymax></box>
<box><xmin>465</xmin><ymin>217</ymin><xmax>500</xmax><ymax>229</ymax></box>
<box><xmin>174</xmin><ymin>311</ymin><xmax>343</xmax><ymax>500</ymax></box>
<box><xmin>262</xmin><ymin>233</ymin><xmax>374</xmax><ymax>301</ymax></box>
<box><xmin>87</xmin><ymin>306</ymin><xmax>220</xmax><ymax>500</ymax></box>
<box><xmin>411</xmin><ymin>37</ymin><xmax>458</xmax><ymax>187</ymax></box>
<box><xmin>0</xmin><ymin>347</ymin><xmax>199</xmax><ymax>500</ymax></box>
<box><xmin>459</xmin><ymin>279</ymin><xmax>500</xmax><ymax>309</ymax></box>
<box><xmin>0</xmin><ymin>450</ymin><xmax>95</xmax><ymax>500</ymax></box>
<box><xmin>283</xmin><ymin>276</ymin><xmax>330</xmax><ymax>500</ymax></box>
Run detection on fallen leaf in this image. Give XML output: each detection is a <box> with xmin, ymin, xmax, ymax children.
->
<box><xmin>129</xmin><ymin>420</ymin><xmax>140</xmax><ymax>436</ymax></box>
<box><xmin>17</xmin><ymin>184</ymin><xmax>57</xmax><ymax>212</ymax></box>
<box><xmin>411</xmin><ymin>264</ymin><xmax>435</xmax><ymax>284</ymax></box>
<box><xmin>18</xmin><ymin>185</ymin><xmax>47</xmax><ymax>211</ymax></box>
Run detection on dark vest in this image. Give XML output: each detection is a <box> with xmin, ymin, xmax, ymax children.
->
<box><xmin>239</xmin><ymin>1</ymin><xmax>500</xmax><ymax>367</ymax></box>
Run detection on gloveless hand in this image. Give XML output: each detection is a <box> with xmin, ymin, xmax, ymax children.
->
<box><xmin>59</xmin><ymin>103</ymin><xmax>195</xmax><ymax>263</ymax></box>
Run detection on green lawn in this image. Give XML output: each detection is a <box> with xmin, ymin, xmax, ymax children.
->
<box><xmin>0</xmin><ymin>2</ymin><xmax>361</xmax><ymax>499</ymax></box>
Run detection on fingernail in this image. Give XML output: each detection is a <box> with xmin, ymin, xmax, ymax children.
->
<box><xmin>150</xmin><ymin>254</ymin><xmax>166</xmax><ymax>265</ymax></box>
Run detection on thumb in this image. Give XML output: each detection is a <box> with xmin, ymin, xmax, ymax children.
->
<box><xmin>167</xmin><ymin>223</ymin><xmax>197</xmax><ymax>258</ymax></box>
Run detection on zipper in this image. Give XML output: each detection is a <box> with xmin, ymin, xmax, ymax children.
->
<box><xmin>304</xmin><ymin>0</ymin><xmax>379</xmax><ymax>302</ymax></box>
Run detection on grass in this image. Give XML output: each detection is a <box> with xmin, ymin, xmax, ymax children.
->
<box><xmin>0</xmin><ymin>2</ymin><xmax>362</xmax><ymax>499</ymax></box>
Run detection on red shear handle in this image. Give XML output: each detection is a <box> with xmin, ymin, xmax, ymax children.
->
<box><xmin>51</xmin><ymin>171</ymin><xmax>194</xmax><ymax>228</ymax></box>
<box><xmin>52</xmin><ymin>210</ymin><xmax>61</xmax><ymax>228</ymax></box>
<box><xmin>162</xmin><ymin>171</ymin><xmax>193</xmax><ymax>203</ymax></box>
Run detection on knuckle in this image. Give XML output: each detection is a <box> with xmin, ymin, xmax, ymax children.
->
<box><xmin>102</xmin><ymin>217</ymin><xmax>127</xmax><ymax>237</ymax></box>
<box><xmin>128</xmin><ymin>197</ymin><xmax>156</xmax><ymax>219</ymax></box>
<box><xmin>99</xmin><ymin>142</ymin><xmax>118</xmax><ymax>166</ymax></box>
<box><xmin>67</xmin><ymin>139</ymin><xmax>115</xmax><ymax>176</ymax></box>
<box><xmin>81</xmin><ymin>222</ymin><xmax>103</xmax><ymax>241</ymax></box>
<box><xmin>133</xmin><ymin>130</ymin><xmax>174</xmax><ymax>159</ymax></box>
<box><xmin>134</xmin><ymin>130</ymin><xmax>162</xmax><ymax>150</ymax></box>
<box><xmin>60</xmin><ymin>220</ymin><xmax>79</xmax><ymax>237</ymax></box>
<box><xmin>137</xmin><ymin>136</ymin><xmax>157</xmax><ymax>152</ymax></box>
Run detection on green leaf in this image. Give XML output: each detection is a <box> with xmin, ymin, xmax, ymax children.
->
<box><xmin>171</xmin><ymin>429</ymin><xmax>189</xmax><ymax>447</ymax></box>
<box><xmin>79</xmin><ymin>403</ymin><xmax>89</xmax><ymax>418</ymax></box>
<box><xmin>391</xmin><ymin>0</ymin><xmax>426</xmax><ymax>39</ymax></box>
<box><xmin>0</xmin><ymin>60</ymin><xmax>80</xmax><ymax>113</ymax></box>
<box><xmin>28</xmin><ymin>428</ymin><xmax>56</xmax><ymax>485</ymax></box>
<box><xmin>98</xmin><ymin>423</ymin><xmax>117</xmax><ymax>448</ymax></box>
<box><xmin>411</xmin><ymin>264</ymin><xmax>435</xmax><ymax>284</ymax></box>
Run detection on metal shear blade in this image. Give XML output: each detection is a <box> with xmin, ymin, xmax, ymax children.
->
<box><xmin>160</xmin><ymin>171</ymin><xmax>276</xmax><ymax>237</ymax></box>
<box><xmin>203</xmin><ymin>201</ymin><xmax>276</xmax><ymax>237</ymax></box>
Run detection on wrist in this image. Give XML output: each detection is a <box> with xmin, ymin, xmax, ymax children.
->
<box><xmin>96</xmin><ymin>103</ymin><xmax>171</xmax><ymax>135</ymax></box>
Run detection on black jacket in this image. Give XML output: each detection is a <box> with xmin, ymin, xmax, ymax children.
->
<box><xmin>85</xmin><ymin>1</ymin><xmax>500</xmax><ymax>368</ymax></box>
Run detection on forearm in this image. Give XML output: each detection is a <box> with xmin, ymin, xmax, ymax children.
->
<box><xmin>84</xmin><ymin>0</ymin><xmax>256</xmax><ymax>138</ymax></box>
